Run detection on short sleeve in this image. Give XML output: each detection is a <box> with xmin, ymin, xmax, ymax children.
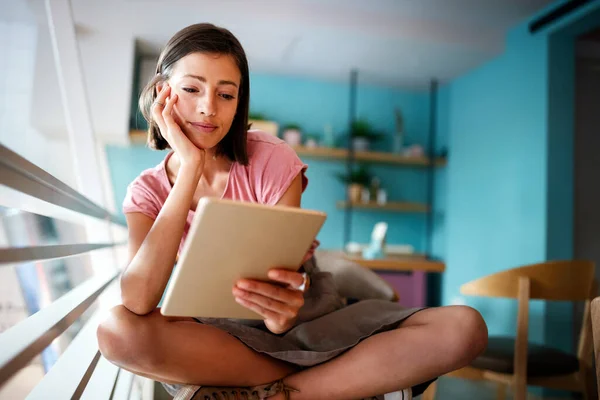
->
<box><xmin>258</xmin><ymin>143</ymin><xmax>308</xmax><ymax>206</ymax></box>
<box><xmin>122</xmin><ymin>180</ymin><xmax>161</xmax><ymax>220</ymax></box>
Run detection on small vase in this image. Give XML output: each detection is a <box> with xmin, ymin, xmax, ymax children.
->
<box><xmin>283</xmin><ymin>129</ymin><xmax>302</xmax><ymax>146</ymax></box>
<box><xmin>347</xmin><ymin>184</ymin><xmax>363</xmax><ymax>203</ymax></box>
<box><xmin>393</xmin><ymin>134</ymin><xmax>404</xmax><ymax>154</ymax></box>
<box><xmin>352</xmin><ymin>137</ymin><xmax>369</xmax><ymax>152</ymax></box>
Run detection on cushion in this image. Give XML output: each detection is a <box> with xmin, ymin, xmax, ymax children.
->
<box><xmin>471</xmin><ymin>337</ymin><xmax>580</xmax><ymax>377</ymax></box>
<box><xmin>315</xmin><ymin>251</ymin><xmax>395</xmax><ymax>301</ymax></box>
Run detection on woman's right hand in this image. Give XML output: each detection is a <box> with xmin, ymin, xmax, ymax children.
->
<box><xmin>152</xmin><ymin>84</ymin><xmax>206</xmax><ymax>171</ymax></box>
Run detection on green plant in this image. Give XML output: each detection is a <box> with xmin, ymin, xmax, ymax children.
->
<box><xmin>248</xmin><ymin>112</ymin><xmax>268</xmax><ymax>120</ymax></box>
<box><xmin>282</xmin><ymin>123</ymin><xmax>302</xmax><ymax>131</ymax></box>
<box><xmin>335</xmin><ymin>166</ymin><xmax>371</xmax><ymax>186</ymax></box>
<box><xmin>350</xmin><ymin>119</ymin><xmax>383</xmax><ymax>141</ymax></box>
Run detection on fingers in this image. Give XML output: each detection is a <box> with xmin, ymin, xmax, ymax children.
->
<box><xmin>234</xmin><ymin>296</ymin><xmax>288</xmax><ymax>324</ymax></box>
<box><xmin>267</xmin><ymin>269</ymin><xmax>306</xmax><ymax>290</ymax></box>
<box><xmin>151</xmin><ymin>85</ymin><xmax>170</xmax><ymax>135</ymax></box>
<box><xmin>233</xmin><ymin>286</ymin><xmax>300</xmax><ymax>318</ymax></box>
<box><xmin>162</xmin><ymin>93</ymin><xmax>178</xmax><ymax>128</ymax></box>
<box><xmin>234</xmin><ymin>280</ymin><xmax>304</xmax><ymax>307</ymax></box>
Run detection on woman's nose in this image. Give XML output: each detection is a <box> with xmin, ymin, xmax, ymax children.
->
<box><xmin>198</xmin><ymin>92</ymin><xmax>216</xmax><ymax>117</ymax></box>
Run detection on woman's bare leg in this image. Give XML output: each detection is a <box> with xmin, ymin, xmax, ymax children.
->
<box><xmin>97</xmin><ymin>305</ymin><xmax>298</xmax><ymax>386</ymax></box>
<box><xmin>98</xmin><ymin>305</ymin><xmax>487</xmax><ymax>399</ymax></box>
<box><xmin>271</xmin><ymin>305</ymin><xmax>488</xmax><ymax>400</ymax></box>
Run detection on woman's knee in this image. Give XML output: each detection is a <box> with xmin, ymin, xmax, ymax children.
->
<box><xmin>444</xmin><ymin>306</ymin><xmax>488</xmax><ymax>363</ymax></box>
<box><xmin>96</xmin><ymin>305</ymin><xmax>161</xmax><ymax>367</ymax></box>
<box><xmin>406</xmin><ymin>305</ymin><xmax>487</xmax><ymax>366</ymax></box>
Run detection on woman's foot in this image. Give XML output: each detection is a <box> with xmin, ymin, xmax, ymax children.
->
<box><xmin>173</xmin><ymin>380</ymin><xmax>299</xmax><ymax>400</ymax></box>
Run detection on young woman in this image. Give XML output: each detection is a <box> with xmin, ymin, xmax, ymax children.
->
<box><xmin>97</xmin><ymin>23</ymin><xmax>487</xmax><ymax>400</ymax></box>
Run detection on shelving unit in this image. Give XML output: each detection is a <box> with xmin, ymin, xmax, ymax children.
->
<box><xmin>293</xmin><ymin>146</ymin><xmax>446</xmax><ymax>167</ymax></box>
<box><xmin>327</xmin><ymin>71</ymin><xmax>444</xmax><ymax>284</ymax></box>
<box><xmin>336</xmin><ymin>201</ymin><xmax>429</xmax><ymax>213</ymax></box>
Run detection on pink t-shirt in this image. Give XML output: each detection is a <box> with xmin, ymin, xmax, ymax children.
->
<box><xmin>123</xmin><ymin>130</ymin><xmax>318</xmax><ymax>259</ymax></box>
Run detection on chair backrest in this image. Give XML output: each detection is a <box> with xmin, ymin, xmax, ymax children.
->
<box><xmin>460</xmin><ymin>260</ymin><xmax>596</xmax><ymax>368</ymax></box>
<box><xmin>460</xmin><ymin>260</ymin><xmax>595</xmax><ymax>301</ymax></box>
<box><xmin>591</xmin><ymin>297</ymin><xmax>600</xmax><ymax>392</ymax></box>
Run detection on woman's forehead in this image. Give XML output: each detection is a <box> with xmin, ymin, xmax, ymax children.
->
<box><xmin>172</xmin><ymin>52</ymin><xmax>240</xmax><ymax>83</ymax></box>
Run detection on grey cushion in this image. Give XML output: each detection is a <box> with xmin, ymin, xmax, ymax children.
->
<box><xmin>315</xmin><ymin>251</ymin><xmax>395</xmax><ymax>301</ymax></box>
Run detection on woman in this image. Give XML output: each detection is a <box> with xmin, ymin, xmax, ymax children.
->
<box><xmin>97</xmin><ymin>23</ymin><xmax>487</xmax><ymax>400</ymax></box>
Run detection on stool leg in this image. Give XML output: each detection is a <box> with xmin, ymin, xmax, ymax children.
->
<box><xmin>421</xmin><ymin>381</ymin><xmax>437</xmax><ymax>400</ymax></box>
<box><xmin>496</xmin><ymin>383</ymin><xmax>507</xmax><ymax>400</ymax></box>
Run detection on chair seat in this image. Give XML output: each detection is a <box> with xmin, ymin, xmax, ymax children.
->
<box><xmin>471</xmin><ymin>337</ymin><xmax>579</xmax><ymax>377</ymax></box>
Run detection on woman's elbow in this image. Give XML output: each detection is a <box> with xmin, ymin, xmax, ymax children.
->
<box><xmin>120</xmin><ymin>277</ymin><xmax>157</xmax><ymax>316</ymax></box>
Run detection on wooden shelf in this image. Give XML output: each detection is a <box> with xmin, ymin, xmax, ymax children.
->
<box><xmin>128</xmin><ymin>131</ymin><xmax>447</xmax><ymax>167</ymax></box>
<box><xmin>293</xmin><ymin>146</ymin><xmax>446</xmax><ymax>167</ymax></box>
<box><xmin>337</xmin><ymin>201</ymin><xmax>429</xmax><ymax>213</ymax></box>
<box><xmin>130</xmin><ymin>129</ymin><xmax>147</xmax><ymax>144</ymax></box>
<box><xmin>346</xmin><ymin>254</ymin><xmax>446</xmax><ymax>273</ymax></box>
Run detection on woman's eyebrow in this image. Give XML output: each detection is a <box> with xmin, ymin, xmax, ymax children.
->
<box><xmin>183</xmin><ymin>74</ymin><xmax>238</xmax><ymax>88</ymax></box>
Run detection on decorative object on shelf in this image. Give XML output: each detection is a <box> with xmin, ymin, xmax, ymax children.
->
<box><xmin>344</xmin><ymin>242</ymin><xmax>416</xmax><ymax>257</ymax></box>
<box><xmin>362</xmin><ymin>222</ymin><xmax>388</xmax><ymax>260</ymax></box>
<box><xmin>369</xmin><ymin>177</ymin><xmax>380</xmax><ymax>202</ymax></box>
<box><xmin>402</xmin><ymin>144</ymin><xmax>425</xmax><ymax>158</ymax></box>
<box><xmin>249</xmin><ymin>112</ymin><xmax>279</xmax><ymax>136</ymax></box>
<box><xmin>304</xmin><ymin>134</ymin><xmax>319</xmax><ymax>148</ymax></box>
<box><xmin>393</xmin><ymin>108</ymin><xmax>405</xmax><ymax>154</ymax></box>
<box><xmin>376</xmin><ymin>188</ymin><xmax>387</xmax><ymax>205</ymax></box>
<box><xmin>281</xmin><ymin>123</ymin><xmax>302</xmax><ymax>146</ymax></box>
<box><xmin>361</xmin><ymin>187</ymin><xmax>370</xmax><ymax>203</ymax></box>
<box><xmin>335</xmin><ymin>165</ymin><xmax>371</xmax><ymax>203</ymax></box>
<box><xmin>323</xmin><ymin>124</ymin><xmax>335</xmax><ymax>148</ymax></box>
<box><xmin>350</xmin><ymin>119</ymin><xmax>383</xmax><ymax>152</ymax></box>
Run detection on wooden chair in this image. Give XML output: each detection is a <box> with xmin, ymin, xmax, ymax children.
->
<box><xmin>591</xmin><ymin>297</ymin><xmax>600</xmax><ymax>396</ymax></box>
<box><xmin>437</xmin><ymin>260</ymin><xmax>596</xmax><ymax>400</ymax></box>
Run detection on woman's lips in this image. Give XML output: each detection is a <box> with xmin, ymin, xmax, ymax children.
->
<box><xmin>190</xmin><ymin>122</ymin><xmax>217</xmax><ymax>133</ymax></box>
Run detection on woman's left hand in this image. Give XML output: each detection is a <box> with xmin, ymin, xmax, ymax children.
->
<box><xmin>233</xmin><ymin>269</ymin><xmax>308</xmax><ymax>334</ymax></box>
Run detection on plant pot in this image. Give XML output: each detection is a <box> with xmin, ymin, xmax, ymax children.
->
<box><xmin>347</xmin><ymin>184</ymin><xmax>363</xmax><ymax>203</ymax></box>
<box><xmin>283</xmin><ymin>129</ymin><xmax>302</xmax><ymax>146</ymax></box>
<box><xmin>352</xmin><ymin>137</ymin><xmax>369</xmax><ymax>152</ymax></box>
<box><xmin>305</xmin><ymin>138</ymin><xmax>318</xmax><ymax>148</ymax></box>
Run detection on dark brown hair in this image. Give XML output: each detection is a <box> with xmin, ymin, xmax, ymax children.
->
<box><xmin>139</xmin><ymin>23</ymin><xmax>249</xmax><ymax>165</ymax></box>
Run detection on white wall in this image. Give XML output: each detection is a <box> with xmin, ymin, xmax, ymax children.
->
<box><xmin>29</xmin><ymin>17</ymin><xmax>135</xmax><ymax>146</ymax></box>
<box><xmin>0</xmin><ymin>15</ymin><xmax>76</xmax><ymax>188</ymax></box>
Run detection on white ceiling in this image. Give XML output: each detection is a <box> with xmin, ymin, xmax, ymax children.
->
<box><xmin>64</xmin><ymin>0</ymin><xmax>555</xmax><ymax>88</ymax></box>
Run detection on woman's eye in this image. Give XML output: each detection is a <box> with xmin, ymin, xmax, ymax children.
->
<box><xmin>220</xmin><ymin>94</ymin><xmax>235</xmax><ymax>100</ymax></box>
<box><xmin>182</xmin><ymin>87</ymin><xmax>197</xmax><ymax>93</ymax></box>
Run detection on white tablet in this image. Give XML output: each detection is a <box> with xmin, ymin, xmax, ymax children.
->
<box><xmin>160</xmin><ymin>197</ymin><xmax>327</xmax><ymax>319</ymax></box>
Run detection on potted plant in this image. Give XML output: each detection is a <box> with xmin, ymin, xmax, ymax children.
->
<box><xmin>281</xmin><ymin>123</ymin><xmax>302</xmax><ymax>146</ymax></box>
<box><xmin>336</xmin><ymin>166</ymin><xmax>371</xmax><ymax>203</ymax></box>
<box><xmin>304</xmin><ymin>134</ymin><xmax>320</xmax><ymax>148</ymax></box>
<box><xmin>248</xmin><ymin>112</ymin><xmax>279</xmax><ymax>136</ymax></box>
<box><xmin>350</xmin><ymin>119</ymin><xmax>383</xmax><ymax>151</ymax></box>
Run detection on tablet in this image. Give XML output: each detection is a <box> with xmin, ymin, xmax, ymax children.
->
<box><xmin>160</xmin><ymin>197</ymin><xmax>327</xmax><ymax>319</ymax></box>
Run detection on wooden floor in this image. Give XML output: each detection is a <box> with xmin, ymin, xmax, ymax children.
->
<box><xmin>423</xmin><ymin>377</ymin><xmax>580</xmax><ymax>400</ymax></box>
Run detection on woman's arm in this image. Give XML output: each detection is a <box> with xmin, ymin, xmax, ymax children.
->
<box><xmin>274</xmin><ymin>173</ymin><xmax>302</xmax><ymax>208</ymax></box>
<box><xmin>121</xmin><ymin>86</ymin><xmax>206</xmax><ymax>315</ymax></box>
<box><xmin>121</xmin><ymin>164</ymin><xmax>203</xmax><ymax>315</ymax></box>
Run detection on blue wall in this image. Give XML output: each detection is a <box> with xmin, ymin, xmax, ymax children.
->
<box><xmin>250</xmin><ymin>73</ymin><xmax>433</xmax><ymax>250</ymax></box>
<box><xmin>438</xmin><ymin>0</ymin><xmax>600</xmax><ymax>350</ymax></box>
<box><xmin>108</xmin><ymin>73</ymin><xmax>435</xmax><ymax>253</ymax></box>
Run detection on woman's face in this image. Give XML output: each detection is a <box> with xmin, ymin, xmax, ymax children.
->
<box><xmin>166</xmin><ymin>52</ymin><xmax>241</xmax><ymax>151</ymax></box>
